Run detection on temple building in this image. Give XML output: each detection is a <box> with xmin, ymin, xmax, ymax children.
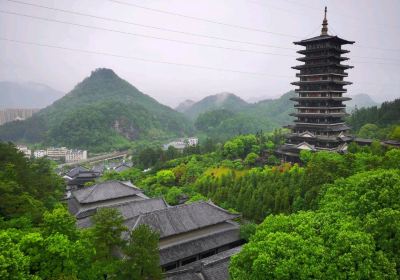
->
<box><xmin>67</xmin><ymin>180</ymin><xmax>243</xmax><ymax>274</ymax></box>
<box><xmin>277</xmin><ymin>7</ymin><xmax>354</xmax><ymax>161</ymax></box>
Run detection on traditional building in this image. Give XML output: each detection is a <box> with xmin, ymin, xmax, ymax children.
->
<box><xmin>164</xmin><ymin>246</ymin><xmax>242</xmax><ymax>280</ymax></box>
<box><xmin>64</xmin><ymin>166</ymin><xmax>100</xmax><ymax>189</ymax></box>
<box><xmin>124</xmin><ymin>201</ymin><xmax>242</xmax><ymax>271</ymax></box>
<box><xmin>68</xmin><ymin>180</ymin><xmax>243</xmax><ymax>273</ymax></box>
<box><xmin>277</xmin><ymin>7</ymin><xmax>354</xmax><ymax>161</ymax></box>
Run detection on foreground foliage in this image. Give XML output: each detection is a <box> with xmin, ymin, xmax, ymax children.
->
<box><xmin>229</xmin><ymin>169</ymin><xmax>400</xmax><ymax>279</ymax></box>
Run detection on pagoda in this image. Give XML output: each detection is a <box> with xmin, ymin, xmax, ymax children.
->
<box><xmin>277</xmin><ymin>7</ymin><xmax>354</xmax><ymax>161</ymax></box>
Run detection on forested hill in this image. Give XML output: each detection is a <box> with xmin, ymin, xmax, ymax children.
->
<box><xmin>0</xmin><ymin>68</ymin><xmax>192</xmax><ymax>152</ymax></box>
<box><xmin>193</xmin><ymin>91</ymin><xmax>295</xmax><ymax>140</ymax></box>
<box><xmin>346</xmin><ymin>98</ymin><xmax>400</xmax><ymax>140</ymax></box>
<box><xmin>346</xmin><ymin>93</ymin><xmax>378</xmax><ymax>112</ymax></box>
<box><xmin>179</xmin><ymin>92</ymin><xmax>249</xmax><ymax>119</ymax></box>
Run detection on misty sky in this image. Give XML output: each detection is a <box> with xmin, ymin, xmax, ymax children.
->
<box><xmin>1</xmin><ymin>0</ymin><xmax>399</xmax><ymax>107</ymax></box>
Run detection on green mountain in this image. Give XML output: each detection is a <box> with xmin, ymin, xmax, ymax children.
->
<box><xmin>347</xmin><ymin>98</ymin><xmax>400</xmax><ymax>131</ymax></box>
<box><xmin>346</xmin><ymin>93</ymin><xmax>378</xmax><ymax>112</ymax></box>
<box><xmin>194</xmin><ymin>91</ymin><xmax>295</xmax><ymax>140</ymax></box>
<box><xmin>180</xmin><ymin>92</ymin><xmax>249</xmax><ymax>119</ymax></box>
<box><xmin>175</xmin><ymin>99</ymin><xmax>195</xmax><ymax>113</ymax></box>
<box><xmin>0</xmin><ymin>81</ymin><xmax>65</xmax><ymax>109</ymax></box>
<box><xmin>0</xmin><ymin>68</ymin><xmax>192</xmax><ymax>152</ymax></box>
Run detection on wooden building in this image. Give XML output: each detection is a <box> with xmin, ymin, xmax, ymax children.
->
<box><xmin>67</xmin><ymin>180</ymin><xmax>243</xmax><ymax>273</ymax></box>
<box><xmin>277</xmin><ymin>7</ymin><xmax>354</xmax><ymax>161</ymax></box>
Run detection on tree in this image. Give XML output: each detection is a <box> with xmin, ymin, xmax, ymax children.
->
<box><xmin>41</xmin><ymin>206</ymin><xmax>78</xmax><ymax>240</ymax></box>
<box><xmin>358</xmin><ymin>123</ymin><xmax>380</xmax><ymax>139</ymax></box>
<box><xmin>0</xmin><ymin>231</ymin><xmax>31</xmax><ymax>280</ymax></box>
<box><xmin>165</xmin><ymin>187</ymin><xmax>183</xmax><ymax>205</ymax></box>
<box><xmin>244</xmin><ymin>152</ymin><xmax>258</xmax><ymax>167</ymax></box>
<box><xmin>156</xmin><ymin>170</ymin><xmax>175</xmax><ymax>186</ymax></box>
<box><xmin>230</xmin><ymin>212</ymin><xmax>396</xmax><ymax>280</ymax></box>
<box><xmin>91</xmin><ymin>208</ymin><xmax>127</xmax><ymax>276</ymax></box>
<box><xmin>388</xmin><ymin>125</ymin><xmax>400</xmax><ymax>140</ymax></box>
<box><xmin>118</xmin><ymin>224</ymin><xmax>161</xmax><ymax>280</ymax></box>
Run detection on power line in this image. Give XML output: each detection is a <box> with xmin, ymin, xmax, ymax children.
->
<box><xmin>2</xmin><ymin>9</ymin><xmax>398</xmax><ymax>64</ymax></box>
<box><xmin>0</xmin><ymin>10</ymin><xmax>298</xmax><ymax>58</ymax></box>
<box><xmin>4</xmin><ymin>0</ymin><xmax>296</xmax><ymax>51</ymax></box>
<box><xmin>281</xmin><ymin>0</ymin><xmax>400</xmax><ymax>30</ymax></box>
<box><xmin>0</xmin><ymin>37</ymin><xmax>292</xmax><ymax>78</ymax></box>
<box><xmin>241</xmin><ymin>0</ymin><xmax>400</xmax><ymax>53</ymax></box>
<box><xmin>108</xmin><ymin>0</ymin><xmax>300</xmax><ymax>38</ymax></box>
<box><xmin>5</xmin><ymin>0</ymin><xmax>400</xmax><ymax>55</ymax></box>
<box><xmin>1</xmin><ymin>36</ymin><xmax>398</xmax><ymax>84</ymax></box>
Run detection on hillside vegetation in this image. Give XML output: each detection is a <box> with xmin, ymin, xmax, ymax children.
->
<box><xmin>193</xmin><ymin>91</ymin><xmax>294</xmax><ymax>140</ymax></box>
<box><xmin>0</xmin><ymin>69</ymin><xmax>192</xmax><ymax>152</ymax></box>
<box><xmin>347</xmin><ymin>98</ymin><xmax>400</xmax><ymax>140</ymax></box>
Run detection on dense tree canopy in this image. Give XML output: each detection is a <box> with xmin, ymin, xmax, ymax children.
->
<box><xmin>229</xmin><ymin>169</ymin><xmax>400</xmax><ymax>279</ymax></box>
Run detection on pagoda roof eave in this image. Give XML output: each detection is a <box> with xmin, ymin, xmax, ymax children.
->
<box><xmin>294</xmin><ymin>35</ymin><xmax>355</xmax><ymax>46</ymax></box>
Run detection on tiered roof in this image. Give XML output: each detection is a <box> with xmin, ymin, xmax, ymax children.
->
<box><xmin>124</xmin><ymin>201</ymin><xmax>240</xmax><ymax>239</ymax></box>
<box><xmin>164</xmin><ymin>246</ymin><xmax>243</xmax><ymax>280</ymax></box>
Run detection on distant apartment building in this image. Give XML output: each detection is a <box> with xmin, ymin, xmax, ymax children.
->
<box><xmin>0</xmin><ymin>108</ymin><xmax>39</xmax><ymax>125</ymax></box>
<box><xmin>17</xmin><ymin>145</ymin><xmax>31</xmax><ymax>158</ymax></box>
<box><xmin>187</xmin><ymin>137</ymin><xmax>199</xmax><ymax>146</ymax></box>
<box><xmin>33</xmin><ymin>150</ymin><xmax>47</xmax><ymax>158</ymax></box>
<box><xmin>65</xmin><ymin>150</ymin><xmax>87</xmax><ymax>163</ymax></box>
<box><xmin>46</xmin><ymin>147</ymin><xmax>68</xmax><ymax>160</ymax></box>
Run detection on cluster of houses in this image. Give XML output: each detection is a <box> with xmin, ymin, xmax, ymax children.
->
<box><xmin>64</xmin><ymin>165</ymin><xmax>243</xmax><ymax>279</ymax></box>
<box><xmin>163</xmin><ymin>137</ymin><xmax>199</xmax><ymax>151</ymax></box>
<box><xmin>17</xmin><ymin>145</ymin><xmax>87</xmax><ymax>163</ymax></box>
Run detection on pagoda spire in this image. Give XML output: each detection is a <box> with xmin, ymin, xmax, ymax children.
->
<box><xmin>321</xmin><ymin>6</ymin><xmax>328</xmax><ymax>35</ymax></box>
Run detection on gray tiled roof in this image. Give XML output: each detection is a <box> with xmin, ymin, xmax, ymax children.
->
<box><xmin>126</xmin><ymin>201</ymin><xmax>240</xmax><ymax>239</ymax></box>
<box><xmin>65</xmin><ymin>166</ymin><xmax>88</xmax><ymax>178</ymax></box>
<box><xmin>159</xmin><ymin>226</ymin><xmax>240</xmax><ymax>265</ymax></box>
<box><xmin>72</xmin><ymin>180</ymin><xmax>142</xmax><ymax>204</ymax></box>
<box><xmin>76</xmin><ymin>197</ymin><xmax>168</xmax><ymax>228</ymax></box>
<box><xmin>164</xmin><ymin>246</ymin><xmax>243</xmax><ymax>280</ymax></box>
<box><xmin>294</xmin><ymin>35</ymin><xmax>354</xmax><ymax>45</ymax></box>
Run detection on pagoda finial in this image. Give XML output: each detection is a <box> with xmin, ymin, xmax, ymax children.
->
<box><xmin>321</xmin><ymin>6</ymin><xmax>328</xmax><ymax>35</ymax></box>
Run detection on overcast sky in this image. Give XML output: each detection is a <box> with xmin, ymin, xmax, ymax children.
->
<box><xmin>1</xmin><ymin>0</ymin><xmax>399</xmax><ymax>107</ymax></box>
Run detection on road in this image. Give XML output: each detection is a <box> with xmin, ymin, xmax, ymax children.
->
<box><xmin>58</xmin><ymin>151</ymin><xmax>129</xmax><ymax>168</ymax></box>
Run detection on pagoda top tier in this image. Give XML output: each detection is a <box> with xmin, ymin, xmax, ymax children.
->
<box><xmin>294</xmin><ymin>35</ymin><xmax>355</xmax><ymax>46</ymax></box>
<box><xmin>294</xmin><ymin>7</ymin><xmax>355</xmax><ymax>46</ymax></box>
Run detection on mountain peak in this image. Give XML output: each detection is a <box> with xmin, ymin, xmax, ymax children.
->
<box><xmin>89</xmin><ymin>68</ymin><xmax>119</xmax><ymax>80</ymax></box>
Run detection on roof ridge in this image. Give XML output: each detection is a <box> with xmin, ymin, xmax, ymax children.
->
<box><xmin>110</xmin><ymin>197</ymin><xmax>165</xmax><ymax>208</ymax></box>
<box><xmin>206</xmin><ymin>199</ymin><xmax>240</xmax><ymax>216</ymax></box>
<box><xmin>81</xmin><ymin>183</ymin><xmax>99</xmax><ymax>203</ymax></box>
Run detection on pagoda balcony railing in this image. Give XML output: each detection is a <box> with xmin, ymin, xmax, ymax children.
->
<box><xmin>294</xmin><ymin>105</ymin><xmax>346</xmax><ymax>109</ymax></box>
<box><xmin>295</xmin><ymin>89</ymin><xmax>347</xmax><ymax>93</ymax></box>
<box><xmin>293</xmin><ymin>121</ymin><xmax>346</xmax><ymax>126</ymax></box>
<box><xmin>296</xmin><ymin>109</ymin><xmax>346</xmax><ymax>113</ymax></box>
<box><xmin>292</xmin><ymin>63</ymin><xmax>353</xmax><ymax>70</ymax></box>
<box><xmin>299</xmin><ymin>68</ymin><xmax>347</xmax><ymax>75</ymax></box>
<box><xmin>290</xmin><ymin>112</ymin><xmax>348</xmax><ymax>117</ymax></box>
<box><xmin>297</xmin><ymin>56</ymin><xmax>349</xmax><ymax>62</ymax></box>
<box><xmin>296</xmin><ymin>72</ymin><xmax>348</xmax><ymax>77</ymax></box>
<box><xmin>287</xmin><ymin>133</ymin><xmax>340</xmax><ymax>141</ymax></box>
<box><xmin>291</xmin><ymin>97</ymin><xmax>352</xmax><ymax>102</ymax></box>
<box><xmin>292</xmin><ymin>80</ymin><xmax>352</xmax><ymax>86</ymax></box>
<box><xmin>297</xmin><ymin>48</ymin><xmax>350</xmax><ymax>55</ymax></box>
<box><xmin>302</xmin><ymin>59</ymin><xmax>348</xmax><ymax>65</ymax></box>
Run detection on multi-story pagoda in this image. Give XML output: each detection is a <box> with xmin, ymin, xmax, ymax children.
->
<box><xmin>277</xmin><ymin>7</ymin><xmax>354</xmax><ymax>161</ymax></box>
